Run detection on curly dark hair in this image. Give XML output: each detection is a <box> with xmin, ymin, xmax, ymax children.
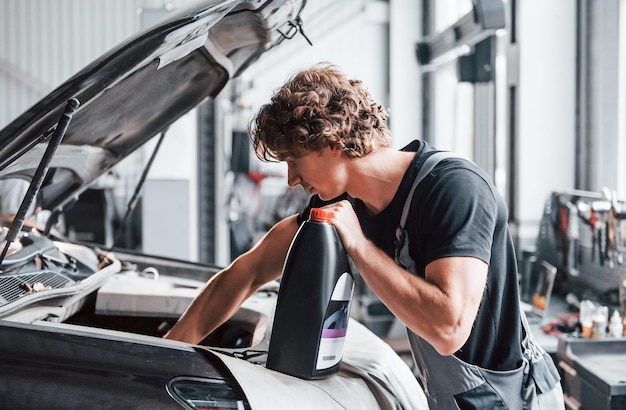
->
<box><xmin>249</xmin><ymin>64</ymin><xmax>391</xmax><ymax>162</ymax></box>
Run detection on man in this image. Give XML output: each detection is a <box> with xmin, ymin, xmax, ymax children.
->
<box><xmin>165</xmin><ymin>64</ymin><xmax>564</xmax><ymax>408</ymax></box>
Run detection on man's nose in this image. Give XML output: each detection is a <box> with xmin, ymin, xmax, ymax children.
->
<box><xmin>286</xmin><ymin>164</ymin><xmax>301</xmax><ymax>187</ymax></box>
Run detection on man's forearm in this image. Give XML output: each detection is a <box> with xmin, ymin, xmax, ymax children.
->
<box><xmin>164</xmin><ymin>215</ymin><xmax>299</xmax><ymax>344</ymax></box>
<box><xmin>163</xmin><ymin>268</ymin><xmax>252</xmax><ymax>344</ymax></box>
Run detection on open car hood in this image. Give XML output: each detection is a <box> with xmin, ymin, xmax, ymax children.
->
<box><xmin>0</xmin><ymin>0</ymin><xmax>305</xmax><ymax>213</ymax></box>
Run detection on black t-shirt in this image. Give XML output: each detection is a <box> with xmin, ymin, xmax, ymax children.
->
<box><xmin>299</xmin><ymin>140</ymin><xmax>523</xmax><ymax>371</ymax></box>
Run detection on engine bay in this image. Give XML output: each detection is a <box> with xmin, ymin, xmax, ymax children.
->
<box><xmin>0</xmin><ymin>227</ymin><xmax>275</xmax><ymax>350</ymax></box>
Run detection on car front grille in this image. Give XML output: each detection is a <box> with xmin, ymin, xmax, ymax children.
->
<box><xmin>0</xmin><ymin>271</ymin><xmax>75</xmax><ymax>307</ymax></box>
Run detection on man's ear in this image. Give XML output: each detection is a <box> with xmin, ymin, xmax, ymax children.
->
<box><xmin>327</xmin><ymin>145</ymin><xmax>345</xmax><ymax>157</ymax></box>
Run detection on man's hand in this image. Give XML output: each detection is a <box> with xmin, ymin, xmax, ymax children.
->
<box><xmin>318</xmin><ymin>200</ymin><xmax>365</xmax><ymax>255</ymax></box>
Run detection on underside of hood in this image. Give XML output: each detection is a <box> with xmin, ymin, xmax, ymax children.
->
<box><xmin>0</xmin><ymin>0</ymin><xmax>305</xmax><ymax>213</ymax></box>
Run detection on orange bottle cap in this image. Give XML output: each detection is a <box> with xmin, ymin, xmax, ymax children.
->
<box><xmin>309</xmin><ymin>208</ymin><xmax>334</xmax><ymax>223</ymax></box>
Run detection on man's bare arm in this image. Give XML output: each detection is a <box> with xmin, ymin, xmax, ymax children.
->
<box><xmin>164</xmin><ymin>214</ymin><xmax>299</xmax><ymax>344</ymax></box>
<box><xmin>325</xmin><ymin>200</ymin><xmax>487</xmax><ymax>356</ymax></box>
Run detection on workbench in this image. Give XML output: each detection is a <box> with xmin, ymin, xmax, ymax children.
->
<box><xmin>528</xmin><ymin>295</ymin><xmax>626</xmax><ymax>410</ymax></box>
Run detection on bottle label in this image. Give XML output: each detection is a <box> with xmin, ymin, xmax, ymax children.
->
<box><xmin>316</xmin><ymin>272</ymin><xmax>353</xmax><ymax>370</ymax></box>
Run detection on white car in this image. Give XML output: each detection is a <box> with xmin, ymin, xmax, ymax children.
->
<box><xmin>0</xmin><ymin>0</ymin><xmax>427</xmax><ymax>408</ymax></box>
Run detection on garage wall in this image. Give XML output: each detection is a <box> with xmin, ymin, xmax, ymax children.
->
<box><xmin>0</xmin><ymin>0</ymin><xmax>202</xmax><ymax>260</ymax></box>
<box><xmin>514</xmin><ymin>0</ymin><xmax>577</xmax><ymax>249</ymax></box>
<box><xmin>0</xmin><ymin>0</ymin><xmax>137</xmax><ymax>128</ymax></box>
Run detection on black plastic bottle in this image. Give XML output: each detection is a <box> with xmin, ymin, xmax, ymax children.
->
<box><xmin>266</xmin><ymin>207</ymin><xmax>354</xmax><ymax>379</ymax></box>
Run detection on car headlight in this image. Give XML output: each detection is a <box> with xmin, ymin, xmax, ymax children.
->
<box><xmin>167</xmin><ymin>376</ymin><xmax>250</xmax><ymax>410</ymax></box>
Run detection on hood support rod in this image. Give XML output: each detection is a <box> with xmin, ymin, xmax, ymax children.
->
<box><xmin>0</xmin><ymin>98</ymin><xmax>80</xmax><ymax>265</ymax></box>
<box><xmin>107</xmin><ymin>127</ymin><xmax>168</xmax><ymax>253</ymax></box>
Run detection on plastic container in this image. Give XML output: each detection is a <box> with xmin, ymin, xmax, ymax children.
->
<box><xmin>591</xmin><ymin>305</ymin><xmax>608</xmax><ymax>339</ymax></box>
<box><xmin>580</xmin><ymin>299</ymin><xmax>595</xmax><ymax>338</ymax></box>
<box><xmin>266</xmin><ymin>208</ymin><xmax>354</xmax><ymax>379</ymax></box>
<box><xmin>609</xmin><ymin>310</ymin><xmax>623</xmax><ymax>338</ymax></box>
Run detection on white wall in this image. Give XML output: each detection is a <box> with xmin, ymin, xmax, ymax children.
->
<box><xmin>389</xmin><ymin>0</ymin><xmax>422</xmax><ymax>148</ymax></box>
<box><xmin>620</xmin><ymin>0</ymin><xmax>626</xmax><ymax>197</ymax></box>
<box><xmin>140</xmin><ymin>110</ymin><xmax>199</xmax><ymax>260</ymax></box>
<box><xmin>0</xmin><ymin>0</ymin><xmax>139</xmax><ymax>129</ymax></box>
<box><xmin>516</xmin><ymin>0</ymin><xmax>577</xmax><ymax>246</ymax></box>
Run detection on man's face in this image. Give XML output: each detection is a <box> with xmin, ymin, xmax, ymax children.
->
<box><xmin>285</xmin><ymin>147</ymin><xmax>347</xmax><ymax>201</ymax></box>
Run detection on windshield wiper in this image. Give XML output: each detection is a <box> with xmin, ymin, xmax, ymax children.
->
<box><xmin>0</xmin><ymin>98</ymin><xmax>80</xmax><ymax>265</ymax></box>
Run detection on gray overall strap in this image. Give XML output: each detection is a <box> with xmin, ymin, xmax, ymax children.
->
<box><xmin>396</xmin><ymin>151</ymin><xmax>461</xmax><ymax>241</ymax></box>
<box><xmin>394</xmin><ymin>151</ymin><xmax>462</xmax><ymax>272</ymax></box>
